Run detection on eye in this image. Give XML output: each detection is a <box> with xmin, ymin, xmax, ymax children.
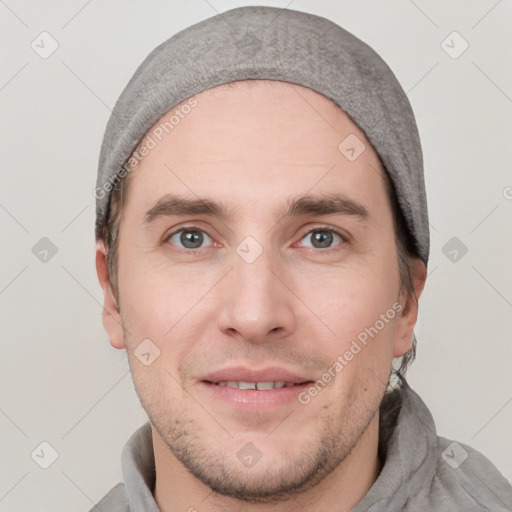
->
<box><xmin>167</xmin><ymin>227</ymin><xmax>213</xmax><ymax>250</ymax></box>
<box><xmin>299</xmin><ymin>228</ymin><xmax>346</xmax><ymax>250</ymax></box>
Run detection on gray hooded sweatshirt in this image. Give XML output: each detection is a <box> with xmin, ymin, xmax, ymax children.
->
<box><xmin>90</xmin><ymin>382</ymin><xmax>512</xmax><ymax>511</ymax></box>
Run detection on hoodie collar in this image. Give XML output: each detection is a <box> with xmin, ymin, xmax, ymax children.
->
<box><xmin>351</xmin><ymin>379</ymin><xmax>438</xmax><ymax>511</ymax></box>
<box><xmin>121</xmin><ymin>420</ymin><xmax>159</xmax><ymax>511</ymax></box>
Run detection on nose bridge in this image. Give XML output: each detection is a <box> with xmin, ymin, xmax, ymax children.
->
<box><xmin>217</xmin><ymin>236</ymin><xmax>295</xmax><ymax>341</ymax></box>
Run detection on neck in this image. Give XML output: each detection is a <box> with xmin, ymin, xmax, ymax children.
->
<box><xmin>152</xmin><ymin>412</ymin><xmax>381</xmax><ymax>512</ymax></box>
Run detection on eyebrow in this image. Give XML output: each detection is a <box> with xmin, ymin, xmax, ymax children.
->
<box><xmin>143</xmin><ymin>192</ymin><xmax>369</xmax><ymax>225</ymax></box>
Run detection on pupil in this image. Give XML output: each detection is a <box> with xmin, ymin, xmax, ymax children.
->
<box><xmin>181</xmin><ymin>230</ymin><xmax>203</xmax><ymax>248</ymax></box>
<box><xmin>313</xmin><ymin>231</ymin><xmax>332</xmax><ymax>248</ymax></box>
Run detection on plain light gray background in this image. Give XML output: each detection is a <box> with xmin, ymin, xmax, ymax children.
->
<box><xmin>1</xmin><ymin>1</ymin><xmax>511</xmax><ymax>511</ymax></box>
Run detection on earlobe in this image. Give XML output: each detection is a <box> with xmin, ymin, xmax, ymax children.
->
<box><xmin>393</xmin><ymin>257</ymin><xmax>427</xmax><ymax>358</ymax></box>
<box><xmin>95</xmin><ymin>240</ymin><xmax>126</xmax><ymax>350</ymax></box>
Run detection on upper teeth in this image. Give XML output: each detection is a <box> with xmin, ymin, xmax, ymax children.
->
<box><xmin>216</xmin><ymin>381</ymin><xmax>296</xmax><ymax>390</ymax></box>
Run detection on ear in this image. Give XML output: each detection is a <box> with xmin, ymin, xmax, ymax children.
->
<box><xmin>393</xmin><ymin>257</ymin><xmax>427</xmax><ymax>357</ymax></box>
<box><xmin>95</xmin><ymin>239</ymin><xmax>125</xmax><ymax>349</ymax></box>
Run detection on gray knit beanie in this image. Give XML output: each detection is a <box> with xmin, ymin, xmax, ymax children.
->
<box><xmin>95</xmin><ymin>5</ymin><xmax>429</xmax><ymax>266</ymax></box>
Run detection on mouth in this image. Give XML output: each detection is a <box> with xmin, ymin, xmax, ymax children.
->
<box><xmin>199</xmin><ymin>367</ymin><xmax>314</xmax><ymax>409</ymax></box>
<box><xmin>205</xmin><ymin>380</ymin><xmax>306</xmax><ymax>390</ymax></box>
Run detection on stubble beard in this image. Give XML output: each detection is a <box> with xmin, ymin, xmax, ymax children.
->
<box><xmin>144</xmin><ymin>386</ymin><xmax>382</xmax><ymax>503</ymax></box>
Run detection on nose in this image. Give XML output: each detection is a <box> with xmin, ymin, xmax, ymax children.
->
<box><xmin>217</xmin><ymin>242</ymin><xmax>296</xmax><ymax>344</ymax></box>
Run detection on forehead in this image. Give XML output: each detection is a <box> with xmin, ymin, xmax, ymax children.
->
<box><xmin>122</xmin><ymin>79</ymin><xmax>389</xmax><ymax>220</ymax></box>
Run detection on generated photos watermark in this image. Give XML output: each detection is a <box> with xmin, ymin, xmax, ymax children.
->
<box><xmin>298</xmin><ymin>302</ymin><xmax>404</xmax><ymax>405</ymax></box>
<box><xmin>93</xmin><ymin>96</ymin><xmax>198</xmax><ymax>200</ymax></box>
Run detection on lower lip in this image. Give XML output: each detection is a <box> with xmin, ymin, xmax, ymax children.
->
<box><xmin>200</xmin><ymin>382</ymin><xmax>312</xmax><ymax>409</ymax></box>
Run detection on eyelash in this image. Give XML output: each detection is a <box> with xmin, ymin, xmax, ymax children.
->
<box><xmin>164</xmin><ymin>225</ymin><xmax>348</xmax><ymax>254</ymax></box>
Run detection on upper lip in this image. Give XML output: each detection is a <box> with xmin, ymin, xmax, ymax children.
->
<box><xmin>201</xmin><ymin>366</ymin><xmax>312</xmax><ymax>384</ymax></box>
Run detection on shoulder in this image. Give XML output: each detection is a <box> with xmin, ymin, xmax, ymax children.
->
<box><xmin>89</xmin><ymin>482</ymin><xmax>130</xmax><ymax>512</ymax></box>
<box><xmin>419</xmin><ymin>436</ymin><xmax>512</xmax><ymax>511</ymax></box>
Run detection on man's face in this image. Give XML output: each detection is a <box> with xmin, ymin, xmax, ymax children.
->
<box><xmin>98</xmin><ymin>80</ymin><xmax>422</xmax><ymax>501</ymax></box>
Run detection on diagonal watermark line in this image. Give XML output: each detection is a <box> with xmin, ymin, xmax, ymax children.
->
<box><xmin>61</xmin><ymin>61</ymin><xmax>113</xmax><ymax>112</ymax></box>
<box><xmin>469</xmin><ymin>204</ymin><xmax>499</xmax><ymax>233</ymax></box>
<box><xmin>265</xmin><ymin>266</ymin><xmax>336</xmax><ymax>336</ymax></box>
<box><xmin>60</xmin><ymin>204</ymin><xmax>89</xmax><ymax>233</ymax></box>
<box><xmin>196</xmin><ymin>489</ymin><xmax>216</xmax><ymax>507</ymax></box>
<box><xmin>202</xmin><ymin>0</ymin><xmax>221</xmax><ymax>15</ymax></box>
<box><xmin>406</xmin><ymin>61</ymin><xmax>439</xmax><ymax>95</ymax></box>
<box><xmin>0</xmin><ymin>408</ymin><xmax>29</xmax><ymax>438</ymax></box>
<box><xmin>203</xmin><ymin>0</ymin><xmax>295</xmax><ymax>37</ymax></box>
<box><xmin>61</xmin><ymin>370</ymin><xmax>130</xmax><ymax>439</ymax></box>
<box><xmin>265</xmin><ymin>409</ymin><xmax>295</xmax><ymax>438</ymax></box>
<box><xmin>202</xmin><ymin>0</ymin><xmax>294</xmax><ymax>34</ymax></box>
<box><xmin>288</xmin><ymin>83</ymin><xmax>336</xmax><ymax>131</ymax></box>
<box><xmin>0</xmin><ymin>202</ymin><xmax>29</xmax><ymax>232</ymax></box>
<box><xmin>472</xmin><ymin>396</ymin><xmax>512</xmax><ymax>439</ymax></box>
<box><xmin>163</xmin><ymin>368</ymin><xmax>234</xmax><ymax>438</ymax></box>
<box><xmin>472</xmin><ymin>61</ymin><xmax>512</xmax><ymax>104</ymax></box>
<box><xmin>61</xmin><ymin>471</ymin><xmax>104</xmax><ymax>511</ymax></box>
<box><xmin>471</xmin><ymin>265</ymin><xmax>512</xmax><ymax>309</ymax></box>
<box><xmin>0</xmin><ymin>472</ymin><xmax>29</xmax><ymax>502</ymax></box>
<box><xmin>462</xmin><ymin>465</ymin><xmax>512</xmax><ymax>510</ymax></box>
<box><xmin>472</xmin><ymin>0</ymin><xmax>503</xmax><ymax>30</ymax></box>
<box><xmin>201</xmin><ymin>0</ymin><xmax>239</xmax><ymax>33</ymax></box>
<box><xmin>61</xmin><ymin>0</ymin><xmax>94</xmax><ymax>29</ymax></box>
<box><xmin>60</xmin><ymin>265</ymin><xmax>128</xmax><ymax>333</ymax></box>
<box><xmin>263</xmin><ymin>0</ymin><xmax>295</xmax><ymax>30</ymax></box>
<box><xmin>370</xmin><ymin>62</ymin><xmax>439</xmax><ymax>132</ymax></box>
<box><xmin>162</xmin><ymin>163</ymin><xmax>234</xmax><ymax>235</ymax></box>
<box><xmin>292</xmin><ymin>497</ymin><xmax>311</xmax><ymax>512</ymax></box>
<box><xmin>266</xmin><ymin>163</ymin><xmax>337</xmax><ymax>234</ymax></box>
<box><xmin>60</xmin><ymin>265</ymin><xmax>104</xmax><ymax>309</ymax></box>
<box><xmin>406</xmin><ymin>401</ymin><xmax>439</xmax><ymax>438</ymax></box>
<box><xmin>429</xmin><ymin>221</ymin><xmax>439</xmax><ymax>234</ymax></box>
<box><xmin>0</xmin><ymin>62</ymin><xmax>29</xmax><ymax>92</ymax></box>
<box><xmin>407</xmin><ymin>0</ymin><xmax>439</xmax><ymax>28</ymax></box>
<box><xmin>427</xmin><ymin>265</ymin><xmax>438</xmax><ymax>278</ymax></box>
<box><xmin>164</xmin><ymin>267</ymin><xmax>233</xmax><ymax>336</ymax></box>
<box><xmin>360</xmin><ymin>161</ymin><xmax>396</xmax><ymax>199</ymax></box>
<box><xmin>0</xmin><ymin>265</ymin><xmax>28</xmax><ymax>295</ymax></box>
<box><xmin>0</xmin><ymin>0</ymin><xmax>29</xmax><ymax>28</ymax></box>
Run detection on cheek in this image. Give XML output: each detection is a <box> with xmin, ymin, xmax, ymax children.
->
<box><xmin>305</xmin><ymin>266</ymin><xmax>399</xmax><ymax>375</ymax></box>
<box><xmin>120</xmin><ymin>273</ymin><xmax>194</xmax><ymax>405</ymax></box>
<box><xmin>119</xmin><ymin>253</ymin><xmax>205</xmax><ymax>338</ymax></box>
<box><xmin>311</xmin><ymin>265</ymin><xmax>398</xmax><ymax>328</ymax></box>
<box><xmin>121</xmin><ymin>275</ymin><xmax>167</xmax><ymax>339</ymax></box>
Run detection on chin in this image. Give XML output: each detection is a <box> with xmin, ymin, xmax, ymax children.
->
<box><xmin>183</xmin><ymin>452</ymin><xmax>335</xmax><ymax>503</ymax></box>
<box><xmin>156</xmin><ymin>418</ymin><xmax>351</xmax><ymax>503</ymax></box>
